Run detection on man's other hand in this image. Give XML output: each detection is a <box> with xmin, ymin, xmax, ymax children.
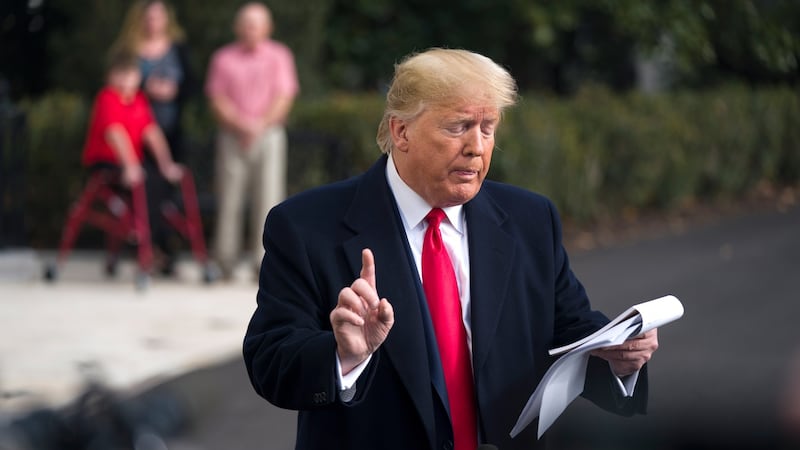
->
<box><xmin>591</xmin><ymin>328</ymin><xmax>659</xmax><ymax>377</ymax></box>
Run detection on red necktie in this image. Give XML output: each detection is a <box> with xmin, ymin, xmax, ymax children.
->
<box><xmin>422</xmin><ymin>208</ymin><xmax>478</xmax><ymax>450</ymax></box>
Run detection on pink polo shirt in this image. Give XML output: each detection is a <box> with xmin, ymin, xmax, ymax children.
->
<box><xmin>205</xmin><ymin>40</ymin><xmax>299</xmax><ymax>122</ymax></box>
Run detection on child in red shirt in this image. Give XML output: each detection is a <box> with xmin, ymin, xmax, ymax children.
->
<box><xmin>82</xmin><ymin>51</ymin><xmax>182</xmax><ymax>186</ymax></box>
<box><xmin>81</xmin><ymin>51</ymin><xmax>184</xmax><ymax>275</ymax></box>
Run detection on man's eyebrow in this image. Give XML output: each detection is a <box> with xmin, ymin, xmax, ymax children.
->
<box><xmin>441</xmin><ymin>116</ymin><xmax>473</xmax><ymax>125</ymax></box>
<box><xmin>448</xmin><ymin>114</ymin><xmax>496</xmax><ymax>122</ymax></box>
<box><xmin>442</xmin><ymin>111</ymin><xmax>499</xmax><ymax>124</ymax></box>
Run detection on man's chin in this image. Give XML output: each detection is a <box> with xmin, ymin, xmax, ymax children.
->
<box><xmin>441</xmin><ymin>187</ymin><xmax>482</xmax><ymax>207</ymax></box>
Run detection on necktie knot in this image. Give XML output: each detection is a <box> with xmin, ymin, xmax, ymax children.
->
<box><xmin>426</xmin><ymin>208</ymin><xmax>447</xmax><ymax>229</ymax></box>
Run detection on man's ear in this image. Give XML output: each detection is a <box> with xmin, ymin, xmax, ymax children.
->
<box><xmin>389</xmin><ymin>116</ymin><xmax>409</xmax><ymax>152</ymax></box>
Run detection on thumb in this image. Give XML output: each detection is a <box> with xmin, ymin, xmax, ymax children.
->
<box><xmin>378</xmin><ymin>298</ymin><xmax>394</xmax><ymax>325</ymax></box>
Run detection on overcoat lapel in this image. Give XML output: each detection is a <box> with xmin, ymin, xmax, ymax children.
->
<box><xmin>341</xmin><ymin>156</ymin><xmax>437</xmax><ymax>447</ymax></box>
<box><xmin>464</xmin><ymin>190</ymin><xmax>516</xmax><ymax>374</ymax></box>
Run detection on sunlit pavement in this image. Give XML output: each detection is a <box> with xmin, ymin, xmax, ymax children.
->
<box><xmin>0</xmin><ymin>250</ymin><xmax>258</xmax><ymax>421</ymax></box>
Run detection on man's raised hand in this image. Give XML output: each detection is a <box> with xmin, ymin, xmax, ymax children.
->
<box><xmin>330</xmin><ymin>249</ymin><xmax>394</xmax><ymax>375</ymax></box>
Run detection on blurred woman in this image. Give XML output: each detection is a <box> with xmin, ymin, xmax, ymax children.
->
<box><xmin>111</xmin><ymin>0</ymin><xmax>194</xmax><ymax>275</ymax></box>
<box><xmin>112</xmin><ymin>0</ymin><xmax>192</xmax><ymax>153</ymax></box>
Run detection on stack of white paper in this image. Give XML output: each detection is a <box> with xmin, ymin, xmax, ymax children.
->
<box><xmin>510</xmin><ymin>295</ymin><xmax>684</xmax><ymax>439</ymax></box>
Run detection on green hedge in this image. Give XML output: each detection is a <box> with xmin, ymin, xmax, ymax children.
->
<box><xmin>20</xmin><ymin>92</ymin><xmax>90</xmax><ymax>247</ymax></box>
<box><xmin>495</xmin><ymin>85</ymin><xmax>800</xmax><ymax>221</ymax></box>
<box><xmin>16</xmin><ymin>84</ymin><xmax>800</xmax><ymax>246</ymax></box>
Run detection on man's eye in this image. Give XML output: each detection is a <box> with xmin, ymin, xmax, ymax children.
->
<box><xmin>446</xmin><ymin>125</ymin><xmax>466</xmax><ymax>134</ymax></box>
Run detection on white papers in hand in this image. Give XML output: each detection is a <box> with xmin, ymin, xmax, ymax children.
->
<box><xmin>509</xmin><ymin>295</ymin><xmax>684</xmax><ymax>439</ymax></box>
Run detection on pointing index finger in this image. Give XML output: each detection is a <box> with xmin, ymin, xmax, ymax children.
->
<box><xmin>360</xmin><ymin>248</ymin><xmax>376</xmax><ymax>289</ymax></box>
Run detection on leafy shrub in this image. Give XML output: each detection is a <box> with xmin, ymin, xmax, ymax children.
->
<box><xmin>17</xmin><ymin>84</ymin><xmax>799</xmax><ymax>246</ymax></box>
<box><xmin>20</xmin><ymin>91</ymin><xmax>89</xmax><ymax>246</ymax></box>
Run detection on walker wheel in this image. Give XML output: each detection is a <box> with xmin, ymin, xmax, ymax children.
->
<box><xmin>202</xmin><ymin>263</ymin><xmax>220</xmax><ymax>284</ymax></box>
<box><xmin>43</xmin><ymin>262</ymin><xmax>58</xmax><ymax>282</ymax></box>
<box><xmin>104</xmin><ymin>259</ymin><xmax>119</xmax><ymax>278</ymax></box>
<box><xmin>134</xmin><ymin>271</ymin><xmax>150</xmax><ymax>291</ymax></box>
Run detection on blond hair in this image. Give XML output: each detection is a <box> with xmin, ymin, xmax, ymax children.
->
<box><xmin>110</xmin><ymin>0</ymin><xmax>185</xmax><ymax>55</ymax></box>
<box><xmin>376</xmin><ymin>48</ymin><xmax>518</xmax><ymax>154</ymax></box>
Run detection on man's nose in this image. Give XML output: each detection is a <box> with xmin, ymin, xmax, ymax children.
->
<box><xmin>464</xmin><ymin>127</ymin><xmax>486</xmax><ymax>155</ymax></box>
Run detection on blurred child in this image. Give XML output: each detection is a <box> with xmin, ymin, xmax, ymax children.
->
<box><xmin>82</xmin><ymin>50</ymin><xmax>182</xmax><ymax>188</ymax></box>
<box><xmin>81</xmin><ymin>51</ymin><xmax>183</xmax><ymax>275</ymax></box>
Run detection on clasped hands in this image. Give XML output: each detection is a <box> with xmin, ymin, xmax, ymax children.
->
<box><xmin>234</xmin><ymin>117</ymin><xmax>271</xmax><ymax>150</ymax></box>
<box><xmin>329</xmin><ymin>248</ymin><xmax>659</xmax><ymax>378</ymax></box>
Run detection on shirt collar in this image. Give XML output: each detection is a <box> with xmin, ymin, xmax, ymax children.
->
<box><xmin>236</xmin><ymin>39</ymin><xmax>268</xmax><ymax>54</ymax></box>
<box><xmin>386</xmin><ymin>154</ymin><xmax>464</xmax><ymax>233</ymax></box>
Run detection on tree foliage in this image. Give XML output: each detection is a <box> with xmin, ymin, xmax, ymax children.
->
<box><xmin>601</xmin><ymin>0</ymin><xmax>800</xmax><ymax>86</ymax></box>
<box><xmin>1</xmin><ymin>0</ymin><xmax>797</xmax><ymax>100</ymax></box>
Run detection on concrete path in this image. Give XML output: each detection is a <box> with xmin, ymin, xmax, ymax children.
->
<box><xmin>0</xmin><ymin>252</ymin><xmax>258</xmax><ymax>421</ymax></box>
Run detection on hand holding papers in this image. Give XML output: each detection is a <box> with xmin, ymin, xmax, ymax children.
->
<box><xmin>510</xmin><ymin>295</ymin><xmax>684</xmax><ymax>439</ymax></box>
<box><xmin>548</xmin><ymin>294</ymin><xmax>685</xmax><ymax>357</ymax></box>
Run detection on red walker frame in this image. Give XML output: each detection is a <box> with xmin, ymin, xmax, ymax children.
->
<box><xmin>45</xmin><ymin>168</ymin><xmax>214</xmax><ymax>286</ymax></box>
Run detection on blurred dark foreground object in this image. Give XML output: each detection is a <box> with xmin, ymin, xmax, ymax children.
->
<box><xmin>0</xmin><ymin>76</ymin><xmax>28</xmax><ymax>248</ymax></box>
<box><xmin>0</xmin><ymin>376</ymin><xmax>188</xmax><ymax>450</ymax></box>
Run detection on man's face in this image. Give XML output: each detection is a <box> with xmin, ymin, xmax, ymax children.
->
<box><xmin>235</xmin><ymin>6</ymin><xmax>270</xmax><ymax>49</ymax></box>
<box><xmin>393</xmin><ymin>99</ymin><xmax>499</xmax><ymax>208</ymax></box>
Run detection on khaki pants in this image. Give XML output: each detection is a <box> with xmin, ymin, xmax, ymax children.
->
<box><xmin>213</xmin><ymin>127</ymin><xmax>287</xmax><ymax>275</ymax></box>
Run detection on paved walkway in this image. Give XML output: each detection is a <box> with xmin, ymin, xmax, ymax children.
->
<box><xmin>0</xmin><ymin>250</ymin><xmax>258</xmax><ymax>421</ymax></box>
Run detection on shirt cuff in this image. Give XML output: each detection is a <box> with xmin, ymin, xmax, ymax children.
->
<box><xmin>610</xmin><ymin>364</ymin><xmax>640</xmax><ymax>397</ymax></box>
<box><xmin>336</xmin><ymin>353</ymin><xmax>372</xmax><ymax>402</ymax></box>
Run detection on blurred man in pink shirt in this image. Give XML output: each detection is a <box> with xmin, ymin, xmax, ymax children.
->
<box><xmin>205</xmin><ymin>2</ymin><xmax>299</xmax><ymax>279</ymax></box>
